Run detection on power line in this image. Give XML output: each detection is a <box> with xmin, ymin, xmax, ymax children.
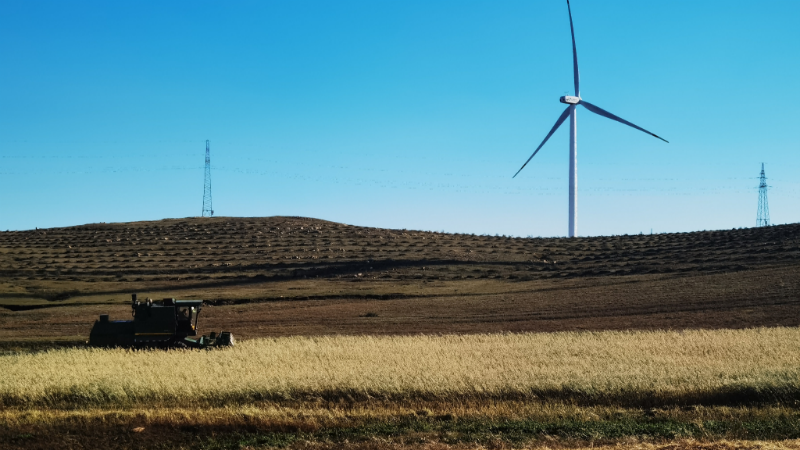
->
<box><xmin>202</xmin><ymin>140</ymin><xmax>214</xmax><ymax>217</ymax></box>
<box><xmin>756</xmin><ymin>163</ymin><xmax>769</xmax><ymax>227</ymax></box>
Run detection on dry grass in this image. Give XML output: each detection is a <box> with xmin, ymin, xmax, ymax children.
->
<box><xmin>278</xmin><ymin>440</ymin><xmax>800</xmax><ymax>450</ymax></box>
<box><xmin>3</xmin><ymin>402</ymin><xmax>800</xmax><ymax>449</ymax></box>
<box><xmin>2</xmin><ymin>327</ymin><xmax>799</xmax><ymax>409</ymax></box>
<box><xmin>2</xmin><ymin>403</ymin><xmax>797</xmax><ymax>429</ymax></box>
<box><xmin>574</xmin><ymin>441</ymin><xmax>800</xmax><ymax>450</ymax></box>
<box><xmin>295</xmin><ymin>440</ymin><xmax>800</xmax><ymax>450</ymax></box>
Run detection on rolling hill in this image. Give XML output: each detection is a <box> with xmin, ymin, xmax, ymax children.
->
<box><xmin>1</xmin><ymin>216</ymin><xmax>798</xmax><ymax>346</ymax></box>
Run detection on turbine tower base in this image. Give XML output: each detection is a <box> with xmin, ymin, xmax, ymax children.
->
<box><xmin>568</xmin><ymin>106</ymin><xmax>577</xmax><ymax>237</ymax></box>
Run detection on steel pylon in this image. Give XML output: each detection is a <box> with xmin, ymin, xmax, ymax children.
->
<box><xmin>756</xmin><ymin>163</ymin><xmax>769</xmax><ymax>227</ymax></box>
<box><xmin>202</xmin><ymin>140</ymin><xmax>214</xmax><ymax>217</ymax></box>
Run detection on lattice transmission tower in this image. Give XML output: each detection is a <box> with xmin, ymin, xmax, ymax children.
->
<box><xmin>756</xmin><ymin>163</ymin><xmax>769</xmax><ymax>227</ymax></box>
<box><xmin>202</xmin><ymin>140</ymin><xmax>214</xmax><ymax>217</ymax></box>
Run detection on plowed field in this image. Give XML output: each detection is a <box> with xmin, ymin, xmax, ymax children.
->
<box><xmin>1</xmin><ymin>217</ymin><xmax>798</xmax><ymax>345</ymax></box>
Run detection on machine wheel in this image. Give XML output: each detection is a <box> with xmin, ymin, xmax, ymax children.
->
<box><xmin>168</xmin><ymin>338</ymin><xmax>189</xmax><ymax>349</ymax></box>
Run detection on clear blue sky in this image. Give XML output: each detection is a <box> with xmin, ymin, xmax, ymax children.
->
<box><xmin>1</xmin><ymin>0</ymin><xmax>798</xmax><ymax>236</ymax></box>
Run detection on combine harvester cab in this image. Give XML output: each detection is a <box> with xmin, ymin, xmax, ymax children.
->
<box><xmin>88</xmin><ymin>294</ymin><xmax>234</xmax><ymax>349</ymax></box>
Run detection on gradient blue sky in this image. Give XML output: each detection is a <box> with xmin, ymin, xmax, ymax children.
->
<box><xmin>1</xmin><ymin>0</ymin><xmax>798</xmax><ymax>236</ymax></box>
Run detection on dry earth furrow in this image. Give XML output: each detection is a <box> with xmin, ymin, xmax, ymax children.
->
<box><xmin>0</xmin><ymin>217</ymin><xmax>798</xmax><ymax>344</ymax></box>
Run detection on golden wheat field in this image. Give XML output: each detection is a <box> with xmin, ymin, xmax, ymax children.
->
<box><xmin>3</xmin><ymin>327</ymin><xmax>799</xmax><ymax>409</ymax></box>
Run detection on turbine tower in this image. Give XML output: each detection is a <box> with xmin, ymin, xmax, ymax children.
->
<box><xmin>202</xmin><ymin>140</ymin><xmax>214</xmax><ymax>217</ymax></box>
<box><xmin>756</xmin><ymin>163</ymin><xmax>769</xmax><ymax>227</ymax></box>
<box><xmin>513</xmin><ymin>0</ymin><xmax>668</xmax><ymax>237</ymax></box>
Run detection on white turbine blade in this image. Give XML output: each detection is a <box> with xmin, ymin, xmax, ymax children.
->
<box><xmin>567</xmin><ymin>0</ymin><xmax>580</xmax><ymax>96</ymax></box>
<box><xmin>513</xmin><ymin>106</ymin><xmax>573</xmax><ymax>178</ymax></box>
<box><xmin>579</xmin><ymin>100</ymin><xmax>668</xmax><ymax>143</ymax></box>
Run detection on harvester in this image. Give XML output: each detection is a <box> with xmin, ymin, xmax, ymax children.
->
<box><xmin>88</xmin><ymin>294</ymin><xmax>234</xmax><ymax>348</ymax></box>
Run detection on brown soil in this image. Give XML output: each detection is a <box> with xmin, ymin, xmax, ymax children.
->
<box><xmin>0</xmin><ymin>216</ymin><xmax>798</xmax><ymax>344</ymax></box>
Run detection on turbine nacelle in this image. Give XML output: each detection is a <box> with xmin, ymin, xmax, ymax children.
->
<box><xmin>560</xmin><ymin>95</ymin><xmax>581</xmax><ymax>105</ymax></box>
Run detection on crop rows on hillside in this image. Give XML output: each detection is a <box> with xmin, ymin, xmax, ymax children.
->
<box><xmin>0</xmin><ymin>217</ymin><xmax>798</xmax><ymax>288</ymax></box>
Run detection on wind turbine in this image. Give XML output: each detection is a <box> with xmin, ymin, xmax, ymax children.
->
<box><xmin>513</xmin><ymin>0</ymin><xmax>668</xmax><ymax>237</ymax></box>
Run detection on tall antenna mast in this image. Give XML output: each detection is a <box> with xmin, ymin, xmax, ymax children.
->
<box><xmin>202</xmin><ymin>140</ymin><xmax>214</xmax><ymax>217</ymax></box>
<box><xmin>756</xmin><ymin>163</ymin><xmax>769</xmax><ymax>227</ymax></box>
